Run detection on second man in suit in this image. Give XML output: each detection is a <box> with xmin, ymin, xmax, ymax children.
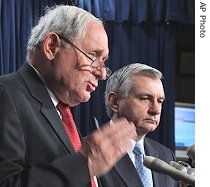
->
<box><xmin>100</xmin><ymin>63</ymin><xmax>180</xmax><ymax>187</ymax></box>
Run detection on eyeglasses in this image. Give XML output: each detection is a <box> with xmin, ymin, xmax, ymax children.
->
<box><xmin>57</xmin><ymin>34</ymin><xmax>112</xmax><ymax>80</ymax></box>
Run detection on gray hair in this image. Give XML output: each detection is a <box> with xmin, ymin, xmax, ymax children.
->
<box><xmin>26</xmin><ymin>5</ymin><xmax>103</xmax><ymax>61</ymax></box>
<box><xmin>104</xmin><ymin>63</ymin><xmax>163</xmax><ymax>118</ymax></box>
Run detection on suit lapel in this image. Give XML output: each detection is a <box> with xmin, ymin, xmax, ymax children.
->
<box><xmin>114</xmin><ymin>154</ymin><xmax>144</xmax><ymax>187</ymax></box>
<box><xmin>41</xmin><ymin>107</ymin><xmax>76</xmax><ymax>153</ymax></box>
<box><xmin>18</xmin><ymin>63</ymin><xmax>76</xmax><ymax>153</ymax></box>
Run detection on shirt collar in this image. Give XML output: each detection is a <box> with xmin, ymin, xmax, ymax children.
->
<box><xmin>28</xmin><ymin>63</ymin><xmax>59</xmax><ymax>107</ymax></box>
<box><xmin>109</xmin><ymin>119</ymin><xmax>144</xmax><ymax>154</ymax></box>
<box><xmin>127</xmin><ymin>137</ymin><xmax>144</xmax><ymax>155</ymax></box>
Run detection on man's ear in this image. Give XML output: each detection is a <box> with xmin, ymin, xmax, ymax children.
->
<box><xmin>43</xmin><ymin>33</ymin><xmax>60</xmax><ymax>60</ymax></box>
<box><xmin>108</xmin><ymin>92</ymin><xmax>119</xmax><ymax>113</ymax></box>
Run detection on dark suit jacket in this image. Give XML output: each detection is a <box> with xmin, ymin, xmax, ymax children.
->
<box><xmin>100</xmin><ymin>137</ymin><xmax>180</xmax><ymax>187</ymax></box>
<box><xmin>0</xmin><ymin>63</ymin><xmax>97</xmax><ymax>187</ymax></box>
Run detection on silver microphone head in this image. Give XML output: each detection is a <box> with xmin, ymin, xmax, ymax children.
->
<box><xmin>186</xmin><ymin>144</ymin><xmax>195</xmax><ymax>161</ymax></box>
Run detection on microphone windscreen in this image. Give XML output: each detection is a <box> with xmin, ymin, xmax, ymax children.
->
<box><xmin>186</xmin><ymin>144</ymin><xmax>195</xmax><ymax>160</ymax></box>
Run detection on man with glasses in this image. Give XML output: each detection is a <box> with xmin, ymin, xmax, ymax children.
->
<box><xmin>0</xmin><ymin>5</ymin><xmax>136</xmax><ymax>187</ymax></box>
<box><xmin>57</xmin><ymin>34</ymin><xmax>112</xmax><ymax>80</ymax></box>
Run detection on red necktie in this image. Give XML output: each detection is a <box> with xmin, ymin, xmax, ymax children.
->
<box><xmin>56</xmin><ymin>102</ymin><xmax>97</xmax><ymax>187</ymax></box>
<box><xmin>56</xmin><ymin>102</ymin><xmax>81</xmax><ymax>151</ymax></box>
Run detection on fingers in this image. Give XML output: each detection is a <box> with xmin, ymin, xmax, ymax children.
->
<box><xmin>79</xmin><ymin>117</ymin><xmax>137</xmax><ymax>177</ymax></box>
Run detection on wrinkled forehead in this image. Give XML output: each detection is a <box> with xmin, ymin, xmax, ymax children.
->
<box><xmin>77</xmin><ymin>22</ymin><xmax>109</xmax><ymax>55</ymax></box>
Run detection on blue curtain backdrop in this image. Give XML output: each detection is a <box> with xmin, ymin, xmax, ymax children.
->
<box><xmin>0</xmin><ymin>0</ymin><xmax>194</xmax><ymax>152</ymax></box>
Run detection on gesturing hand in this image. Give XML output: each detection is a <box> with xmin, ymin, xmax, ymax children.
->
<box><xmin>80</xmin><ymin>117</ymin><xmax>137</xmax><ymax>177</ymax></box>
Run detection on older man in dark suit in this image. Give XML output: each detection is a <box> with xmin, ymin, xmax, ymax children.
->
<box><xmin>0</xmin><ymin>5</ymin><xmax>137</xmax><ymax>187</ymax></box>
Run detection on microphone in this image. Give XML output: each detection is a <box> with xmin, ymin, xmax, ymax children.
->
<box><xmin>186</xmin><ymin>144</ymin><xmax>195</xmax><ymax>160</ymax></box>
<box><xmin>170</xmin><ymin>161</ymin><xmax>195</xmax><ymax>177</ymax></box>
<box><xmin>186</xmin><ymin>144</ymin><xmax>195</xmax><ymax>168</ymax></box>
<box><xmin>143</xmin><ymin>156</ymin><xmax>195</xmax><ymax>186</ymax></box>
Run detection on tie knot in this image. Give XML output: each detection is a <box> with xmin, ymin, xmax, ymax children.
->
<box><xmin>57</xmin><ymin>102</ymin><xmax>68</xmax><ymax>111</ymax></box>
<box><xmin>133</xmin><ymin>143</ymin><xmax>144</xmax><ymax>155</ymax></box>
<box><xmin>57</xmin><ymin>102</ymin><xmax>73</xmax><ymax>119</ymax></box>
